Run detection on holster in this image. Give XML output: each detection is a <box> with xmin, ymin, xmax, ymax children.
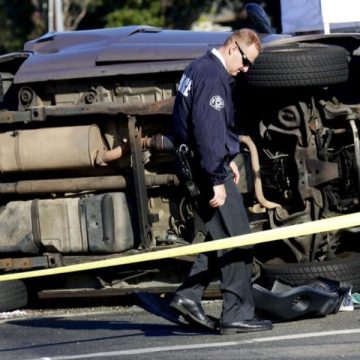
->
<box><xmin>175</xmin><ymin>144</ymin><xmax>200</xmax><ymax>199</ymax></box>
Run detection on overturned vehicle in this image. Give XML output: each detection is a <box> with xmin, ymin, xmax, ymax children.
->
<box><xmin>0</xmin><ymin>26</ymin><xmax>360</xmax><ymax>311</ymax></box>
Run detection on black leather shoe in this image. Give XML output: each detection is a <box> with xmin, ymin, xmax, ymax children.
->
<box><xmin>170</xmin><ymin>294</ymin><xmax>216</xmax><ymax>330</ymax></box>
<box><xmin>220</xmin><ymin>318</ymin><xmax>273</xmax><ymax>335</ymax></box>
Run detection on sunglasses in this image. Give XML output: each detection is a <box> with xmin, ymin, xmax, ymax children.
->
<box><xmin>235</xmin><ymin>41</ymin><xmax>253</xmax><ymax>67</ymax></box>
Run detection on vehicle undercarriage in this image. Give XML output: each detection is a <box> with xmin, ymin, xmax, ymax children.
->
<box><xmin>0</xmin><ymin>27</ymin><xmax>360</xmax><ymax>310</ymax></box>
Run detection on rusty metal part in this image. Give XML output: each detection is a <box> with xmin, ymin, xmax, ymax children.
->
<box><xmin>0</xmin><ymin>174</ymin><xmax>179</xmax><ymax>194</ymax></box>
<box><xmin>0</xmin><ymin>97</ymin><xmax>176</xmax><ymax>124</ymax></box>
<box><xmin>319</xmin><ymin>100</ymin><xmax>360</xmax><ymax>192</ymax></box>
<box><xmin>142</xmin><ymin>134</ymin><xmax>174</xmax><ymax>151</ymax></box>
<box><xmin>129</xmin><ymin>116</ymin><xmax>152</xmax><ymax>248</ymax></box>
<box><xmin>101</xmin><ymin>134</ymin><xmax>174</xmax><ymax>164</ymax></box>
<box><xmin>0</xmin><ymin>256</ymin><xmax>49</xmax><ymax>270</ymax></box>
<box><xmin>42</xmin><ymin>96</ymin><xmax>176</xmax><ymax>117</ymax></box>
<box><xmin>295</xmin><ymin>137</ymin><xmax>338</xmax><ymax>207</ymax></box>
<box><xmin>239</xmin><ymin>135</ymin><xmax>281</xmax><ymax>209</ymax></box>
<box><xmin>45</xmin><ymin>253</ymin><xmax>64</xmax><ymax>268</ymax></box>
<box><xmin>0</xmin><ymin>110</ymin><xmax>33</xmax><ymax>124</ymax></box>
<box><xmin>36</xmin><ymin>282</ymin><xmax>221</xmax><ymax>299</ymax></box>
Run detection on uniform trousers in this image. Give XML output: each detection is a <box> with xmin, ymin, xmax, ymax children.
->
<box><xmin>175</xmin><ymin>171</ymin><xmax>255</xmax><ymax>323</ymax></box>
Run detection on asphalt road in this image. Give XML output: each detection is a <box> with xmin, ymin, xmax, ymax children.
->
<box><xmin>0</xmin><ymin>300</ymin><xmax>359</xmax><ymax>360</ymax></box>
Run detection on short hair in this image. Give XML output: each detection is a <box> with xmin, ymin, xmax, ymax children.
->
<box><xmin>225</xmin><ymin>28</ymin><xmax>261</xmax><ymax>52</ymax></box>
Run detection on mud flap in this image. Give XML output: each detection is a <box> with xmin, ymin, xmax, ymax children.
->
<box><xmin>253</xmin><ymin>277</ymin><xmax>351</xmax><ymax>321</ymax></box>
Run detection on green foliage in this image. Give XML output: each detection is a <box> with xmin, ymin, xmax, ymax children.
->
<box><xmin>0</xmin><ymin>0</ymin><xmax>213</xmax><ymax>52</ymax></box>
<box><xmin>0</xmin><ymin>0</ymin><xmax>37</xmax><ymax>53</ymax></box>
<box><xmin>104</xmin><ymin>1</ymin><xmax>165</xmax><ymax>28</ymax></box>
<box><xmin>164</xmin><ymin>0</ymin><xmax>213</xmax><ymax>29</ymax></box>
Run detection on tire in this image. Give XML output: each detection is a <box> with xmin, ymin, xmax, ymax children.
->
<box><xmin>0</xmin><ymin>280</ymin><xmax>28</xmax><ymax>312</ymax></box>
<box><xmin>244</xmin><ymin>43</ymin><xmax>349</xmax><ymax>88</ymax></box>
<box><xmin>260</xmin><ymin>252</ymin><xmax>360</xmax><ymax>292</ymax></box>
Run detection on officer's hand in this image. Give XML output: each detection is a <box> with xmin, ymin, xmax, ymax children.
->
<box><xmin>229</xmin><ymin>160</ymin><xmax>239</xmax><ymax>184</ymax></box>
<box><xmin>209</xmin><ymin>184</ymin><xmax>226</xmax><ymax>208</ymax></box>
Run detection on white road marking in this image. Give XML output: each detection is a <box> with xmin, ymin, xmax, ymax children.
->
<box><xmin>0</xmin><ymin>308</ymin><xmax>143</xmax><ymax>324</ymax></box>
<box><xmin>25</xmin><ymin>328</ymin><xmax>360</xmax><ymax>360</ymax></box>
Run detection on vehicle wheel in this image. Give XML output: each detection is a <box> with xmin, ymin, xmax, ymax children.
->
<box><xmin>259</xmin><ymin>252</ymin><xmax>360</xmax><ymax>292</ymax></box>
<box><xmin>245</xmin><ymin>43</ymin><xmax>349</xmax><ymax>88</ymax></box>
<box><xmin>0</xmin><ymin>280</ymin><xmax>28</xmax><ymax>312</ymax></box>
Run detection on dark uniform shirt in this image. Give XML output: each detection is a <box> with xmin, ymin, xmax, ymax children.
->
<box><xmin>172</xmin><ymin>50</ymin><xmax>240</xmax><ymax>186</ymax></box>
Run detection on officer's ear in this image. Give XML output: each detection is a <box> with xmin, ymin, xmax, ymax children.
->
<box><xmin>230</xmin><ymin>43</ymin><xmax>237</xmax><ymax>56</ymax></box>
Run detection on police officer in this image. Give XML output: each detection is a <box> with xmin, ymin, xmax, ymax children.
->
<box><xmin>170</xmin><ymin>28</ymin><xmax>273</xmax><ymax>335</ymax></box>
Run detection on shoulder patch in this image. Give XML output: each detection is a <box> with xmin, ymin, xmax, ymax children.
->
<box><xmin>209</xmin><ymin>95</ymin><xmax>224</xmax><ymax>110</ymax></box>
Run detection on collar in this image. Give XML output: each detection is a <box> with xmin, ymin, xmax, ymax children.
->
<box><xmin>207</xmin><ymin>50</ymin><xmax>234</xmax><ymax>85</ymax></box>
<box><xmin>211</xmin><ymin>48</ymin><xmax>226</xmax><ymax>69</ymax></box>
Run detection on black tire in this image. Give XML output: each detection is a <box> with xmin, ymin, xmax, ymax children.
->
<box><xmin>0</xmin><ymin>280</ymin><xmax>28</xmax><ymax>311</ymax></box>
<box><xmin>244</xmin><ymin>43</ymin><xmax>349</xmax><ymax>88</ymax></box>
<box><xmin>260</xmin><ymin>252</ymin><xmax>360</xmax><ymax>292</ymax></box>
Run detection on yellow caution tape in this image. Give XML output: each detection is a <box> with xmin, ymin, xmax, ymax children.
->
<box><xmin>0</xmin><ymin>211</ymin><xmax>360</xmax><ymax>281</ymax></box>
